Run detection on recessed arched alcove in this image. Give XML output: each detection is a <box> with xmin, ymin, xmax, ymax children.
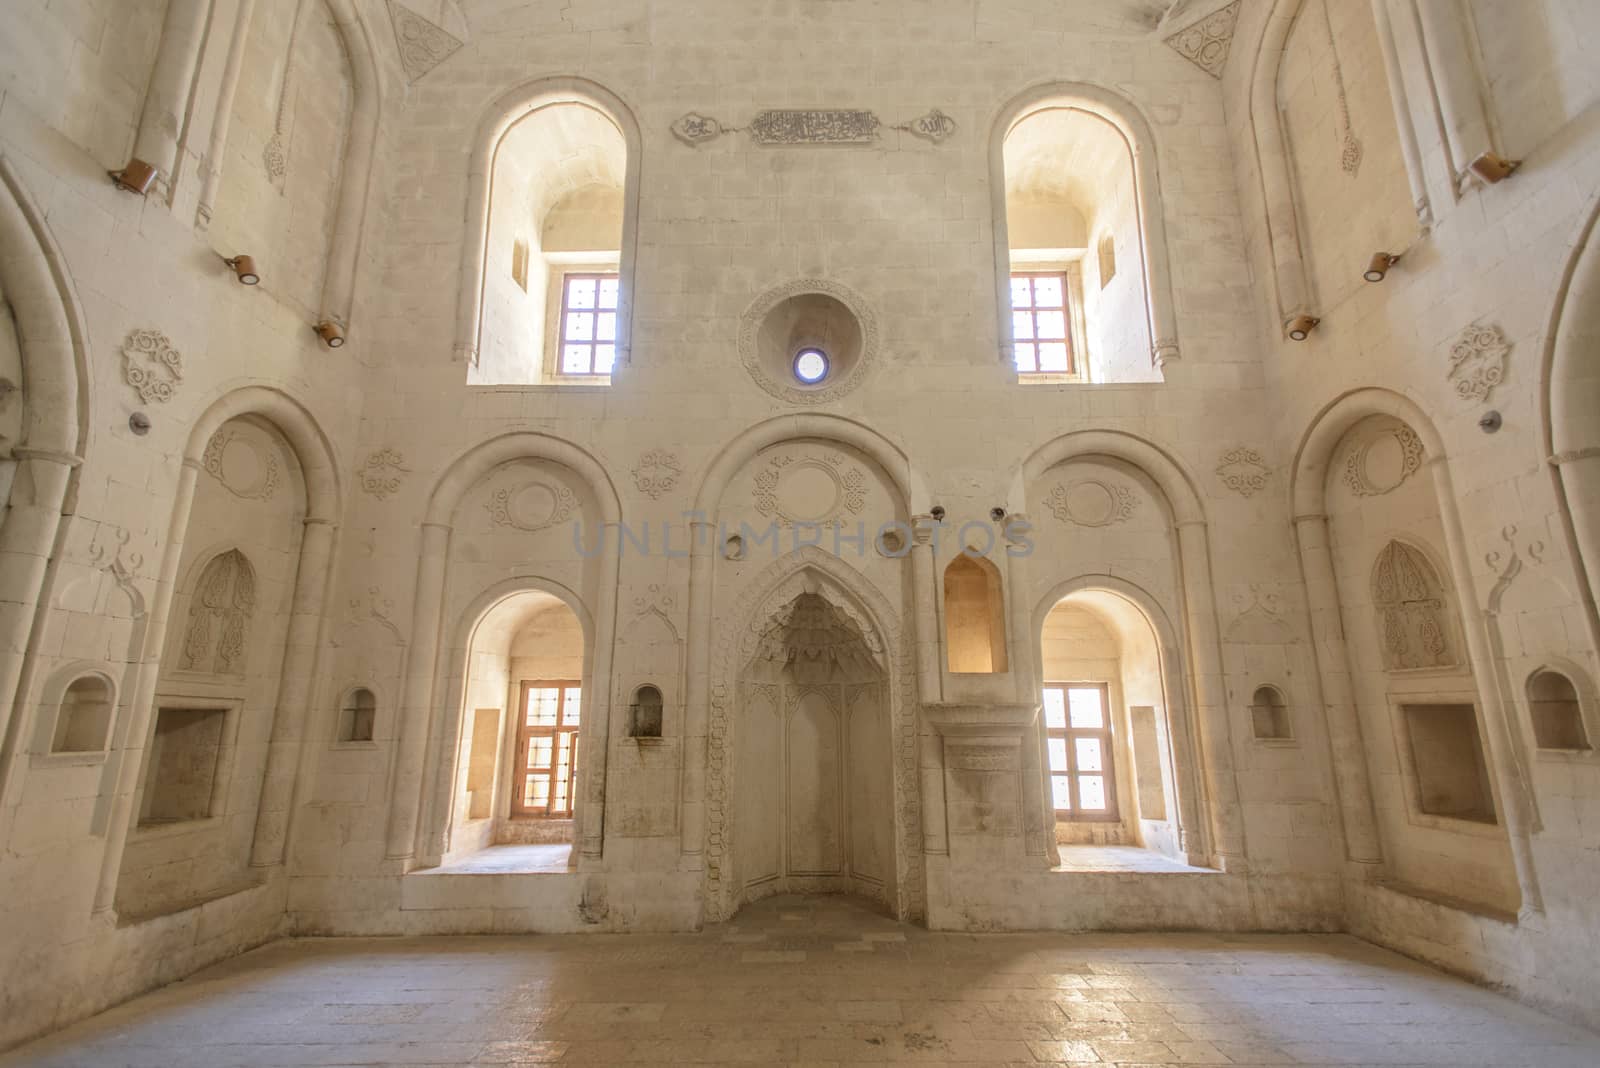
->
<box><xmin>944</xmin><ymin>553</ymin><xmax>1008</xmax><ymax>674</ymax></box>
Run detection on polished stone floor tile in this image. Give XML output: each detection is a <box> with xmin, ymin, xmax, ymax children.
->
<box><xmin>3</xmin><ymin>895</ymin><xmax>1597</xmax><ymax>1066</ymax></box>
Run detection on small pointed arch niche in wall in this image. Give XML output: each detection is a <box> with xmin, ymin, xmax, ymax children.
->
<box><xmin>943</xmin><ymin>552</ymin><xmax>1008</xmax><ymax>674</ymax></box>
<box><xmin>1371</xmin><ymin>539</ymin><xmax>1457</xmax><ymax>672</ymax></box>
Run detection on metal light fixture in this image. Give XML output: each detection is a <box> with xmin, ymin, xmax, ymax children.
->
<box><xmin>314</xmin><ymin>319</ymin><xmax>346</xmax><ymax>348</ymax></box>
<box><xmin>109</xmin><ymin>158</ymin><xmax>158</xmax><ymax>195</ymax></box>
<box><xmin>224</xmin><ymin>255</ymin><xmax>259</xmax><ymax>286</ymax></box>
<box><xmin>1285</xmin><ymin>314</ymin><xmax>1320</xmax><ymax>341</ymax></box>
<box><xmin>1468</xmin><ymin>151</ymin><xmax>1520</xmax><ymax>184</ymax></box>
<box><xmin>1364</xmin><ymin>252</ymin><xmax>1400</xmax><ymax>283</ymax></box>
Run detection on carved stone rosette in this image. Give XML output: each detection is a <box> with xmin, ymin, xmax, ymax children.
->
<box><xmin>1447</xmin><ymin>322</ymin><xmax>1511</xmax><ymax>403</ymax></box>
<box><xmin>632</xmin><ymin>449</ymin><xmax>683</xmax><ymax>500</ymax></box>
<box><xmin>120</xmin><ymin>329</ymin><xmax>183</xmax><ymax>404</ymax></box>
<box><xmin>1215</xmin><ymin>446</ymin><xmax>1269</xmax><ymax>498</ymax></box>
<box><xmin>359</xmin><ymin>448</ymin><xmax>411</xmax><ymax>500</ymax></box>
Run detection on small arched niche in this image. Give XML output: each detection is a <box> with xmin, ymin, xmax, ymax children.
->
<box><xmin>628</xmin><ymin>684</ymin><xmax>664</xmax><ymax>739</ymax></box>
<box><xmin>337</xmin><ymin>687</ymin><xmax>377</xmax><ymax>744</ymax></box>
<box><xmin>51</xmin><ymin>673</ymin><xmax>114</xmax><ymax>753</ymax></box>
<box><xmin>944</xmin><ymin>553</ymin><xmax>1008</xmax><ymax>673</ymax></box>
<box><xmin>1525</xmin><ymin>669</ymin><xmax>1591</xmax><ymax>752</ymax></box>
<box><xmin>1249</xmin><ymin>685</ymin><xmax>1293</xmax><ymax>742</ymax></box>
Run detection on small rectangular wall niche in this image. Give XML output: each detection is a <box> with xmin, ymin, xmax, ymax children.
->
<box><xmin>139</xmin><ymin>707</ymin><xmax>228</xmax><ymax>826</ymax></box>
<box><xmin>1400</xmin><ymin>703</ymin><xmax>1497</xmax><ymax>823</ymax></box>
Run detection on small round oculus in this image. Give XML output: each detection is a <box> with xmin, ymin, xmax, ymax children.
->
<box><xmin>793</xmin><ymin>347</ymin><xmax>829</xmax><ymax>385</ymax></box>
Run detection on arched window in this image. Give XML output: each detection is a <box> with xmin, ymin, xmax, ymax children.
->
<box><xmin>629</xmin><ymin>684</ymin><xmax>664</xmax><ymax>739</ymax></box>
<box><xmin>1526</xmin><ymin>669</ymin><xmax>1591</xmax><ymax>751</ymax></box>
<box><xmin>1371</xmin><ymin>540</ymin><xmax>1456</xmax><ymax>671</ymax></box>
<box><xmin>1249</xmin><ymin>685</ymin><xmax>1292</xmax><ymax>741</ymax></box>
<box><xmin>51</xmin><ymin>674</ymin><xmax>114</xmax><ymax>753</ymax></box>
<box><xmin>467</xmin><ymin>85</ymin><xmax>638</xmax><ymax>386</ymax></box>
<box><xmin>337</xmin><ymin>687</ymin><xmax>377</xmax><ymax>743</ymax></box>
<box><xmin>944</xmin><ymin>554</ymin><xmax>1007</xmax><ymax>673</ymax></box>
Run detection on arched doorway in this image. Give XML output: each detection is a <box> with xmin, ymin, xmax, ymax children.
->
<box><xmin>733</xmin><ymin>587</ymin><xmax>894</xmax><ymax>910</ymax></box>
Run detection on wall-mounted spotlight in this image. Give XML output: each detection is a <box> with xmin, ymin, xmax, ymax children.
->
<box><xmin>1468</xmin><ymin>151</ymin><xmax>1520</xmax><ymax>184</ymax></box>
<box><xmin>1285</xmin><ymin>314</ymin><xmax>1320</xmax><ymax>341</ymax></box>
<box><xmin>108</xmin><ymin>158</ymin><xmax>158</xmax><ymax>196</ymax></box>
<box><xmin>1364</xmin><ymin>252</ymin><xmax>1400</xmax><ymax>283</ymax></box>
<box><xmin>930</xmin><ymin>505</ymin><xmax>946</xmax><ymax>521</ymax></box>
<box><xmin>314</xmin><ymin>320</ymin><xmax>346</xmax><ymax>348</ymax></box>
<box><xmin>223</xmin><ymin>255</ymin><xmax>259</xmax><ymax>286</ymax></box>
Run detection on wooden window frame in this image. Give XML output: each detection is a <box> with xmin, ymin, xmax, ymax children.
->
<box><xmin>1010</xmin><ymin>270</ymin><xmax>1077</xmax><ymax>376</ymax></box>
<box><xmin>554</xmin><ymin>271</ymin><xmax>620</xmax><ymax>377</ymax></box>
<box><xmin>1043</xmin><ymin>682</ymin><xmax>1119</xmax><ymax>822</ymax></box>
<box><xmin>511</xmin><ymin>680</ymin><xmax>582</xmax><ymax>819</ymax></box>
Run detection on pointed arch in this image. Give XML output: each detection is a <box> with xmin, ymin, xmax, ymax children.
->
<box><xmin>703</xmin><ymin>546</ymin><xmax>922</xmax><ymax>924</ymax></box>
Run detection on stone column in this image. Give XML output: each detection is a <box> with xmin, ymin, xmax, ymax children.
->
<box><xmin>908</xmin><ymin>515</ymin><xmax>942</xmax><ymax>703</ymax></box>
<box><xmin>1001</xmin><ymin>516</ymin><xmax>1047</xmax><ymax>858</ymax></box>
<box><xmin>384</xmin><ymin>521</ymin><xmax>451</xmax><ymax>862</ymax></box>
<box><xmin>1293</xmin><ymin>513</ymin><xmax>1384</xmax><ymax>865</ymax></box>
<box><xmin>131</xmin><ymin>0</ymin><xmax>209</xmax><ymax>202</ymax></box>
<box><xmin>0</xmin><ymin>450</ymin><xmax>77</xmax><ymax>781</ymax></box>
<box><xmin>1555</xmin><ymin>449</ymin><xmax>1600</xmax><ymax>646</ymax></box>
<box><xmin>1175</xmin><ymin>520</ymin><xmax>1247</xmax><ymax>871</ymax></box>
<box><xmin>579</xmin><ymin>520</ymin><xmax>621</xmax><ymax>861</ymax></box>
<box><xmin>196</xmin><ymin>0</ymin><xmax>257</xmax><ymax>228</ymax></box>
<box><xmin>1431</xmin><ymin>459</ymin><xmax>1545</xmax><ymax>916</ymax></box>
<box><xmin>1413</xmin><ymin>0</ymin><xmax>1495</xmax><ymax>187</ymax></box>
<box><xmin>248</xmin><ymin>517</ymin><xmax>337</xmax><ymax>867</ymax></box>
<box><xmin>1371</xmin><ymin>0</ymin><xmax>1433</xmax><ymax>230</ymax></box>
<box><xmin>678</xmin><ymin>518</ymin><xmax>715</xmax><ymax>864</ymax></box>
<box><xmin>94</xmin><ymin>459</ymin><xmax>200</xmax><ymax>912</ymax></box>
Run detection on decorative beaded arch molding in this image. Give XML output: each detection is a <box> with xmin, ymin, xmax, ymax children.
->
<box><xmin>706</xmin><ymin>546</ymin><xmax>923</xmax><ymax>922</ymax></box>
<box><xmin>737</xmin><ymin>278</ymin><xmax>879</xmax><ymax>405</ymax></box>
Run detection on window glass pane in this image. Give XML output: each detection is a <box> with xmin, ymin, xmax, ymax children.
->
<box><xmin>1032</xmin><ymin>275</ymin><xmax>1064</xmax><ymax>307</ymax></box>
<box><xmin>597</xmin><ymin>277</ymin><xmax>619</xmax><ymax>310</ymax></box>
<box><xmin>1075</xmin><ymin>737</ymin><xmax>1103</xmax><ymax>772</ymax></box>
<box><xmin>1014</xmin><ymin>343</ymin><xmax>1038</xmax><ymax>373</ymax></box>
<box><xmin>529</xmin><ymin>776</ymin><xmax>550</xmax><ymax>806</ymax></box>
<box><xmin>562</xmin><ymin>345</ymin><xmax>592</xmax><ymax>374</ymax></box>
<box><xmin>1038</xmin><ymin>343</ymin><xmax>1070</xmax><ymax>372</ymax></box>
<box><xmin>1012</xmin><ymin>311</ymin><xmax>1034</xmax><ymax>340</ymax></box>
<box><xmin>565</xmin><ymin>312</ymin><xmax>594</xmax><ymax>341</ymax></box>
<box><xmin>1079</xmin><ymin>775</ymin><xmax>1107</xmax><ymax>810</ymax></box>
<box><xmin>1043</xmin><ymin>689</ymin><xmax>1067</xmax><ymax>728</ymax></box>
<box><xmin>528</xmin><ymin>688</ymin><xmax>560</xmax><ymax>725</ymax></box>
<box><xmin>1047</xmin><ymin>737</ymin><xmax>1068</xmax><ymax>771</ymax></box>
<box><xmin>594</xmin><ymin>345</ymin><xmax>616</xmax><ymax>374</ymax></box>
<box><xmin>1035</xmin><ymin>311</ymin><xmax>1066</xmax><ymax>339</ymax></box>
<box><xmin>528</xmin><ymin>737</ymin><xmax>553</xmax><ymax>768</ymax></box>
<box><xmin>566</xmin><ymin>277</ymin><xmax>597</xmax><ymax>309</ymax></box>
<box><xmin>1068</xmin><ymin>687</ymin><xmax>1104</xmax><ymax>728</ymax></box>
<box><xmin>596</xmin><ymin>312</ymin><xmax>617</xmax><ymax>342</ymax></box>
<box><xmin>1051</xmin><ymin>775</ymin><xmax>1073</xmax><ymax>810</ymax></box>
<box><xmin>1009</xmin><ymin>276</ymin><xmax>1032</xmax><ymax>308</ymax></box>
<box><xmin>563</xmin><ymin>688</ymin><xmax>582</xmax><ymax>723</ymax></box>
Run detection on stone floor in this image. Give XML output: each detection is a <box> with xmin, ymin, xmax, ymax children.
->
<box><xmin>4</xmin><ymin>895</ymin><xmax>1597</xmax><ymax>1066</ymax></box>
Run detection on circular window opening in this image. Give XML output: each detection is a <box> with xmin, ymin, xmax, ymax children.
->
<box><xmin>793</xmin><ymin>348</ymin><xmax>829</xmax><ymax>385</ymax></box>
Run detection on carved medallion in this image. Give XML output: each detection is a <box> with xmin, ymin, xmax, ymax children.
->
<box><xmin>1216</xmin><ymin>446</ymin><xmax>1269</xmax><ymax>497</ymax></box>
<box><xmin>202</xmin><ymin>430</ymin><xmax>280</xmax><ymax>501</ymax></box>
<box><xmin>896</xmin><ymin>109</ymin><xmax>957</xmax><ymax>143</ymax></box>
<box><xmin>1343</xmin><ymin>424</ymin><xmax>1424</xmax><ymax>497</ymax></box>
<box><xmin>359</xmin><ymin>448</ymin><xmax>410</xmax><ymax>500</ymax></box>
<box><xmin>750</xmin><ymin>109</ymin><xmax>880</xmax><ymax>144</ymax></box>
<box><xmin>671</xmin><ymin>113</ymin><xmax>725</xmax><ymax>145</ymax></box>
<box><xmin>1447</xmin><ymin>322</ymin><xmax>1510</xmax><ymax>403</ymax></box>
<box><xmin>1045</xmin><ymin>479</ymin><xmax>1138</xmax><ymax>527</ymax></box>
<box><xmin>753</xmin><ymin>451</ymin><xmax>867</xmax><ymax>527</ymax></box>
<box><xmin>738</xmin><ymin>278</ymin><xmax>878</xmax><ymax>405</ymax></box>
<box><xmin>632</xmin><ymin>449</ymin><xmax>683</xmax><ymax>500</ymax></box>
<box><xmin>120</xmin><ymin>329</ymin><xmax>183</xmax><ymax>404</ymax></box>
<box><xmin>485</xmin><ymin>480</ymin><xmax>578</xmax><ymax>532</ymax></box>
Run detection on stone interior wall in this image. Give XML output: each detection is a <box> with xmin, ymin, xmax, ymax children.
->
<box><xmin>0</xmin><ymin>0</ymin><xmax>1598</xmax><ymax>1050</ymax></box>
